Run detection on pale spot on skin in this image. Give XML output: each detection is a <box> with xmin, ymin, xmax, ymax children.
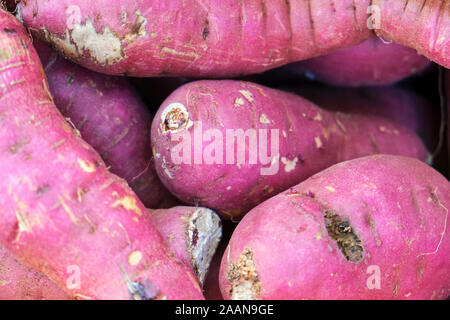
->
<box><xmin>239</xmin><ymin>90</ymin><xmax>254</xmax><ymax>102</ymax></box>
<box><xmin>259</xmin><ymin>114</ymin><xmax>270</xmax><ymax>124</ymax></box>
<box><xmin>281</xmin><ymin>157</ymin><xmax>298</xmax><ymax>173</ymax></box>
<box><xmin>325</xmin><ymin>186</ymin><xmax>336</xmax><ymax>192</ymax></box>
<box><xmin>234</xmin><ymin>97</ymin><xmax>245</xmax><ymax>107</ymax></box>
<box><xmin>313</xmin><ymin>113</ymin><xmax>322</xmax><ymax>121</ymax></box>
<box><xmin>315</xmin><ymin>136</ymin><xmax>323</xmax><ymax>149</ymax></box>
<box><xmin>128</xmin><ymin>251</ymin><xmax>143</xmax><ymax>266</ymax></box>
<box><xmin>315</xmin><ymin>231</ymin><xmax>322</xmax><ymax>240</ymax></box>
<box><xmin>77</xmin><ymin>158</ymin><xmax>96</xmax><ymax>173</ymax></box>
<box><xmin>111</xmin><ymin>196</ymin><xmax>143</xmax><ymax>216</ymax></box>
<box><xmin>71</xmin><ymin>20</ymin><xmax>123</xmax><ymax>65</ymax></box>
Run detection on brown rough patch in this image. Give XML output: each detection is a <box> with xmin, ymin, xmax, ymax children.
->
<box><xmin>227</xmin><ymin>248</ymin><xmax>261</xmax><ymax>300</ymax></box>
<box><xmin>416</xmin><ymin>256</ymin><xmax>426</xmax><ymax>285</ymax></box>
<box><xmin>364</xmin><ymin>210</ymin><xmax>382</xmax><ymax>247</ymax></box>
<box><xmin>324</xmin><ymin>210</ymin><xmax>364</xmax><ymax>263</ymax></box>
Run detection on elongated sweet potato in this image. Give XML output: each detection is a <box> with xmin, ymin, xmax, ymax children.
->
<box><xmin>0</xmin><ymin>206</ymin><xmax>221</xmax><ymax>299</ymax></box>
<box><xmin>151</xmin><ymin>80</ymin><xmax>426</xmax><ymax>219</ymax></box>
<box><xmin>18</xmin><ymin>0</ymin><xmax>373</xmax><ymax>77</ymax></box>
<box><xmin>372</xmin><ymin>0</ymin><xmax>450</xmax><ymax>70</ymax></box>
<box><xmin>40</xmin><ymin>50</ymin><xmax>176</xmax><ymax>208</ymax></box>
<box><xmin>18</xmin><ymin>0</ymin><xmax>450</xmax><ymax>77</ymax></box>
<box><xmin>285</xmin><ymin>36</ymin><xmax>431</xmax><ymax>86</ymax></box>
<box><xmin>219</xmin><ymin>155</ymin><xmax>450</xmax><ymax>300</ymax></box>
<box><xmin>0</xmin><ymin>9</ymin><xmax>203</xmax><ymax>300</ymax></box>
<box><xmin>289</xmin><ymin>84</ymin><xmax>438</xmax><ymax>150</ymax></box>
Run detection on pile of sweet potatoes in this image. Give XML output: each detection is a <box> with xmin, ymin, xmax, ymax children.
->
<box><xmin>0</xmin><ymin>0</ymin><xmax>448</xmax><ymax>301</ymax></box>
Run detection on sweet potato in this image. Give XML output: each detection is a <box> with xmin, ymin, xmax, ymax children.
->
<box><xmin>150</xmin><ymin>206</ymin><xmax>222</xmax><ymax>286</ymax></box>
<box><xmin>40</xmin><ymin>50</ymin><xmax>177</xmax><ymax>208</ymax></box>
<box><xmin>289</xmin><ymin>84</ymin><xmax>438</xmax><ymax>150</ymax></box>
<box><xmin>151</xmin><ymin>80</ymin><xmax>426</xmax><ymax>219</ymax></box>
<box><xmin>18</xmin><ymin>0</ymin><xmax>450</xmax><ymax>77</ymax></box>
<box><xmin>18</xmin><ymin>0</ymin><xmax>373</xmax><ymax>77</ymax></box>
<box><xmin>0</xmin><ymin>9</ymin><xmax>203</xmax><ymax>300</ymax></box>
<box><xmin>0</xmin><ymin>206</ymin><xmax>221</xmax><ymax>299</ymax></box>
<box><xmin>285</xmin><ymin>36</ymin><xmax>431</xmax><ymax>86</ymax></box>
<box><xmin>372</xmin><ymin>0</ymin><xmax>450</xmax><ymax>70</ymax></box>
<box><xmin>219</xmin><ymin>155</ymin><xmax>450</xmax><ymax>300</ymax></box>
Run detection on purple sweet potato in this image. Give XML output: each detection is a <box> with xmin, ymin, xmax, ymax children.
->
<box><xmin>285</xmin><ymin>36</ymin><xmax>431</xmax><ymax>86</ymax></box>
<box><xmin>151</xmin><ymin>80</ymin><xmax>426</xmax><ymax>219</ymax></box>
<box><xmin>18</xmin><ymin>0</ymin><xmax>373</xmax><ymax>77</ymax></box>
<box><xmin>0</xmin><ymin>8</ymin><xmax>203</xmax><ymax>300</ymax></box>
<box><xmin>18</xmin><ymin>1</ymin><xmax>450</xmax><ymax>77</ymax></box>
<box><xmin>220</xmin><ymin>155</ymin><xmax>450</xmax><ymax>300</ymax></box>
<box><xmin>289</xmin><ymin>84</ymin><xmax>438</xmax><ymax>150</ymax></box>
<box><xmin>372</xmin><ymin>0</ymin><xmax>450</xmax><ymax>70</ymax></box>
<box><xmin>41</xmin><ymin>50</ymin><xmax>176</xmax><ymax>208</ymax></box>
<box><xmin>0</xmin><ymin>206</ymin><xmax>221</xmax><ymax>299</ymax></box>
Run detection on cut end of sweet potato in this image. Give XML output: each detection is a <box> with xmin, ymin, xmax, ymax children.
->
<box><xmin>227</xmin><ymin>248</ymin><xmax>260</xmax><ymax>300</ymax></box>
<box><xmin>186</xmin><ymin>207</ymin><xmax>222</xmax><ymax>285</ymax></box>
<box><xmin>160</xmin><ymin>102</ymin><xmax>193</xmax><ymax>133</ymax></box>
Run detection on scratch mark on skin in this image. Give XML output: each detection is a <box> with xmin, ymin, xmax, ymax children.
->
<box><xmin>117</xmin><ymin>222</ymin><xmax>131</xmax><ymax>246</ymax></box>
<box><xmin>417</xmin><ymin>189</ymin><xmax>448</xmax><ymax>257</ymax></box>
<box><xmin>60</xmin><ymin>198</ymin><xmax>79</xmax><ymax>225</ymax></box>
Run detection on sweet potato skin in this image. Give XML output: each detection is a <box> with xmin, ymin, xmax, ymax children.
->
<box><xmin>286</xmin><ymin>36</ymin><xmax>431</xmax><ymax>86</ymax></box>
<box><xmin>18</xmin><ymin>0</ymin><xmax>372</xmax><ymax>77</ymax></box>
<box><xmin>219</xmin><ymin>155</ymin><xmax>450</xmax><ymax>300</ymax></box>
<box><xmin>42</xmin><ymin>52</ymin><xmax>176</xmax><ymax>208</ymax></box>
<box><xmin>0</xmin><ymin>246</ymin><xmax>68</xmax><ymax>300</ymax></box>
<box><xmin>372</xmin><ymin>0</ymin><xmax>450</xmax><ymax>70</ymax></box>
<box><xmin>151</xmin><ymin>80</ymin><xmax>426</xmax><ymax>219</ymax></box>
<box><xmin>0</xmin><ymin>206</ymin><xmax>220</xmax><ymax>299</ymax></box>
<box><xmin>0</xmin><ymin>9</ymin><xmax>203</xmax><ymax>300</ymax></box>
<box><xmin>290</xmin><ymin>84</ymin><xmax>438</xmax><ymax>150</ymax></box>
<box><xmin>18</xmin><ymin>0</ymin><xmax>450</xmax><ymax>77</ymax></box>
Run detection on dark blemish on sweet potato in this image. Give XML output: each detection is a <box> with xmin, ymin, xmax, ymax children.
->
<box><xmin>365</xmin><ymin>210</ymin><xmax>382</xmax><ymax>247</ymax></box>
<box><xmin>129</xmin><ymin>279</ymin><xmax>160</xmax><ymax>300</ymax></box>
<box><xmin>36</xmin><ymin>185</ymin><xmax>50</xmax><ymax>196</ymax></box>
<box><xmin>191</xmin><ymin>225</ymin><xmax>199</xmax><ymax>247</ymax></box>
<box><xmin>3</xmin><ymin>28</ymin><xmax>16</xmax><ymax>34</ymax></box>
<box><xmin>324</xmin><ymin>210</ymin><xmax>364</xmax><ymax>263</ymax></box>
<box><xmin>66</xmin><ymin>73</ymin><xmax>75</xmax><ymax>85</ymax></box>
<box><xmin>202</xmin><ymin>19</ymin><xmax>210</xmax><ymax>40</ymax></box>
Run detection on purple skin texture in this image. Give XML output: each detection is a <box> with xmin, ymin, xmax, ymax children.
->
<box><xmin>0</xmin><ymin>206</ymin><xmax>221</xmax><ymax>299</ymax></box>
<box><xmin>151</xmin><ymin>80</ymin><xmax>426</xmax><ymax>220</ymax></box>
<box><xmin>290</xmin><ymin>85</ymin><xmax>437</xmax><ymax>150</ymax></box>
<box><xmin>19</xmin><ymin>0</ymin><xmax>373</xmax><ymax>77</ymax></box>
<box><xmin>18</xmin><ymin>0</ymin><xmax>450</xmax><ymax>77</ymax></box>
<box><xmin>41</xmin><ymin>51</ymin><xmax>177</xmax><ymax>209</ymax></box>
<box><xmin>219</xmin><ymin>155</ymin><xmax>450</xmax><ymax>300</ymax></box>
<box><xmin>286</xmin><ymin>36</ymin><xmax>431</xmax><ymax>87</ymax></box>
<box><xmin>0</xmin><ymin>9</ymin><xmax>203</xmax><ymax>300</ymax></box>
